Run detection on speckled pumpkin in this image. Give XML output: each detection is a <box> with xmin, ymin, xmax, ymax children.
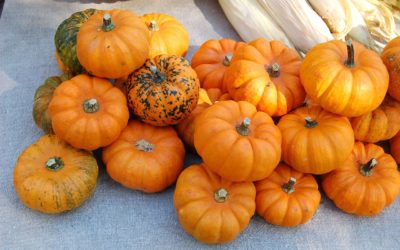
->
<box><xmin>127</xmin><ymin>55</ymin><xmax>199</xmax><ymax>126</ymax></box>
<box><xmin>54</xmin><ymin>9</ymin><xmax>97</xmax><ymax>75</ymax></box>
<box><xmin>14</xmin><ymin>135</ymin><xmax>98</xmax><ymax>214</ymax></box>
<box><xmin>32</xmin><ymin>73</ymin><xmax>72</xmax><ymax>134</ymax></box>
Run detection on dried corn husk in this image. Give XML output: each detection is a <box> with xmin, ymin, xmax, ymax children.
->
<box><xmin>218</xmin><ymin>0</ymin><xmax>294</xmax><ymax>48</ymax></box>
<box><xmin>257</xmin><ymin>0</ymin><xmax>333</xmax><ymax>53</ymax></box>
<box><xmin>347</xmin><ymin>0</ymin><xmax>375</xmax><ymax>49</ymax></box>
<box><xmin>351</xmin><ymin>0</ymin><xmax>397</xmax><ymax>52</ymax></box>
<box><xmin>308</xmin><ymin>0</ymin><xmax>353</xmax><ymax>40</ymax></box>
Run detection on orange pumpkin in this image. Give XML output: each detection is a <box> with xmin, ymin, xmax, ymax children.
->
<box><xmin>48</xmin><ymin>74</ymin><xmax>129</xmax><ymax>150</ymax></box>
<box><xmin>300</xmin><ymin>39</ymin><xmax>388</xmax><ymax>117</ymax></box>
<box><xmin>14</xmin><ymin>135</ymin><xmax>98</xmax><ymax>214</ymax></box>
<box><xmin>194</xmin><ymin>100</ymin><xmax>281</xmax><ymax>182</ymax></box>
<box><xmin>103</xmin><ymin>120</ymin><xmax>184</xmax><ymax>193</ymax></box>
<box><xmin>390</xmin><ymin>131</ymin><xmax>400</xmax><ymax>164</ymax></box>
<box><xmin>381</xmin><ymin>36</ymin><xmax>400</xmax><ymax>102</ymax></box>
<box><xmin>351</xmin><ymin>96</ymin><xmax>400</xmax><ymax>143</ymax></box>
<box><xmin>191</xmin><ymin>38</ymin><xmax>244</xmax><ymax>91</ymax></box>
<box><xmin>255</xmin><ymin>163</ymin><xmax>321</xmax><ymax>227</ymax></box>
<box><xmin>127</xmin><ymin>55</ymin><xmax>199</xmax><ymax>126</ymax></box>
<box><xmin>77</xmin><ymin>9</ymin><xmax>150</xmax><ymax>79</ymax></box>
<box><xmin>173</xmin><ymin>164</ymin><xmax>255</xmax><ymax>244</ymax></box>
<box><xmin>141</xmin><ymin>13</ymin><xmax>188</xmax><ymax>58</ymax></box>
<box><xmin>322</xmin><ymin>142</ymin><xmax>400</xmax><ymax>216</ymax></box>
<box><xmin>176</xmin><ymin>88</ymin><xmax>230</xmax><ymax>149</ymax></box>
<box><xmin>224</xmin><ymin>38</ymin><xmax>304</xmax><ymax>117</ymax></box>
<box><xmin>278</xmin><ymin>106</ymin><xmax>354</xmax><ymax>174</ymax></box>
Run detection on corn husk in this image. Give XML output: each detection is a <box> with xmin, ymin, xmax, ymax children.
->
<box><xmin>347</xmin><ymin>0</ymin><xmax>375</xmax><ymax>49</ymax></box>
<box><xmin>218</xmin><ymin>0</ymin><xmax>294</xmax><ymax>48</ymax></box>
<box><xmin>308</xmin><ymin>0</ymin><xmax>353</xmax><ymax>40</ymax></box>
<box><xmin>257</xmin><ymin>0</ymin><xmax>333</xmax><ymax>53</ymax></box>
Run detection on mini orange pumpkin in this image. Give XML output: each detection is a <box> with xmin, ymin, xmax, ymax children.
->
<box><xmin>103</xmin><ymin>120</ymin><xmax>184</xmax><ymax>193</ymax></box>
<box><xmin>194</xmin><ymin>100</ymin><xmax>281</xmax><ymax>182</ymax></box>
<box><xmin>351</xmin><ymin>96</ymin><xmax>400</xmax><ymax>143</ymax></box>
<box><xmin>141</xmin><ymin>13</ymin><xmax>189</xmax><ymax>59</ymax></box>
<box><xmin>173</xmin><ymin>164</ymin><xmax>255</xmax><ymax>244</ymax></box>
<box><xmin>14</xmin><ymin>135</ymin><xmax>98</xmax><ymax>214</ymax></box>
<box><xmin>48</xmin><ymin>74</ymin><xmax>129</xmax><ymax>150</ymax></box>
<box><xmin>390</xmin><ymin>131</ymin><xmax>400</xmax><ymax>164</ymax></box>
<box><xmin>77</xmin><ymin>9</ymin><xmax>150</xmax><ymax>79</ymax></box>
<box><xmin>322</xmin><ymin>142</ymin><xmax>400</xmax><ymax>216</ymax></box>
<box><xmin>224</xmin><ymin>38</ymin><xmax>304</xmax><ymax>117</ymax></box>
<box><xmin>278</xmin><ymin>106</ymin><xmax>355</xmax><ymax>174</ymax></box>
<box><xmin>191</xmin><ymin>38</ymin><xmax>244</xmax><ymax>91</ymax></box>
<box><xmin>255</xmin><ymin>163</ymin><xmax>321</xmax><ymax>227</ymax></box>
<box><xmin>300</xmin><ymin>39</ymin><xmax>388</xmax><ymax>117</ymax></box>
<box><xmin>381</xmin><ymin>36</ymin><xmax>400</xmax><ymax>102</ymax></box>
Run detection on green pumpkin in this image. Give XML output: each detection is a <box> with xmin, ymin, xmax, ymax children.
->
<box><xmin>32</xmin><ymin>73</ymin><xmax>71</xmax><ymax>134</ymax></box>
<box><xmin>54</xmin><ymin>9</ymin><xmax>97</xmax><ymax>75</ymax></box>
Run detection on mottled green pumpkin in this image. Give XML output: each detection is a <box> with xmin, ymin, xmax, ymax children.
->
<box><xmin>126</xmin><ymin>55</ymin><xmax>200</xmax><ymax>126</ymax></box>
<box><xmin>54</xmin><ymin>9</ymin><xmax>97</xmax><ymax>75</ymax></box>
<box><xmin>32</xmin><ymin>73</ymin><xmax>71</xmax><ymax>134</ymax></box>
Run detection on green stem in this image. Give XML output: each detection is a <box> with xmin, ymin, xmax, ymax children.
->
<box><xmin>135</xmin><ymin>139</ymin><xmax>155</xmax><ymax>152</ymax></box>
<box><xmin>282</xmin><ymin>177</ymin><xmax>296</xmax><ymax>194</ymax></box>
<box><xmin>102</xmin><ymin>13</ymin><xmax>115</xmax><ymax>32</ymax></box>
<box><xmin>149</xmin><ymin>65</ymin><xmax>166</xmax><ymax>84</ymax></box>
<box><xmin>304</xmin><ymin>116</ymin><xmax>318</xmax><ymax>128</ymax></box>
<box><xmin>148</xmin><ymin>20</ymin><xmax>159</xmax><ymax>31</ymax></box>
<box><xmin>222</xmin><ymin>53</ymin><xmax>233</xmax><ymax>66</ymax></box>
<box><xmin>214</xmin><ymin>188</ymin><xmax>228</xmax><ymax>203</ymax></box>
<box><xmin>236</xmin><ymin>117</ymin><xmax>251</xmax><ymax>136</ymax></box>
<box><xmin>83</xmin><ymin>98</ymin><xmax>99</xmax><ymax>113</ymax></box>
<box><xmin>45</xmin><ymin>157</ymin><xmax>64</xmax><ymax>171</ymax></box>
<box><xmin>360</xmin><ymin>158</ymin><xmax>377</xmax><ymax>177</ymax></box>
<box><xmin>345</xmin><ymin>39</ymin><xmax>355</xmax><ymax>68</ymax></box>
<box><xmin>267</xmin><ymin>63</ymin><xmax>281</xmax><ymax>78</ymax></box>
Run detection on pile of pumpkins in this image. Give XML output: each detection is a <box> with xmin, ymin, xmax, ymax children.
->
<box><xmin>13</xmin><ymin>7</ymin><xmax>400</xmax><ymax>244</ymax></box>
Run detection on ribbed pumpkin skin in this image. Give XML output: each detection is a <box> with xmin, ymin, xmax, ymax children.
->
<box><xmin>194</xmin><ymin>100</ymin><xmax>282</xmax><ymax>182</ymax></box>
<box><xmin>381</xmin><ymin>37</ymin><xmax>400</xmax><ymax>102</ymax></box>
<box><xmin>390</xmin><ymin>132</ymin><xmax>400</xmax><ymax>164</ymax></box>
<box><xmin>191</xmin><ymin>39</ymin><xmax>244</xmax><ymax>91</ymax></box>
<box><xmin>127</xmin><ymin>55</ymin><xmax>200</xmax><ymax>126</ymax></box>
<box><xmin>54</xmin><ymin>9</ymin><xmax>97</xmax><ymax>75</ymax></box>
<box><xmin>225</xmin><ymin>38</ymin><xmax>304</xmax><ymax>117</ymax></box>
<box><xmin>173</xmin><ymin>164</ymin><xmax>256</xmax><ymax>244</ymax></box>
<box><xmin>278</xmin><ymin>106</ymin><xmax>355</xmax><ymax>174</ymax></box>
<box><xmin>141</xmin><ymin>13</ymin><xmax>189</xmax><ymax>59</ymax></box>
<box><xmin>255</xmin><ymin>163</ymin><xmax>321</xmax><ymax>227</ymax></box>
<box><xmin>77</xmin><ymin>9</ymin><xmax>150</xmax><ymax>79</ymax></box>
<box><xmin>48</xmin><ymin>74</ymin><xmax>129</xmax><ymax>150</ymax></box>
<box><xmin>103</xmin><ymin>120</ymin><xmax>185</xmax><ymax>193</ymax></box>
<box><xmin>300</xmin><ymin>40</ymin><xmax>388</xmax><ymax>117</ymax></box>
<box><xmin>322</xmin><ymin>142</ymin><xmax>400</xmax><ymax>216</ymax></box>
<box><xmin>14</xmin><ymin>135</ymin><xmax>98</xmax><ymax>214</ymax></box>
<box><xmin>32</xmin><ymin>73</ymin><xmax>71</xmax><ymax>134</ymax></box>
<box><xmin>351</xmin><ymin>96</ymin><xmax>400</xmax><ymax>143</ymax></box>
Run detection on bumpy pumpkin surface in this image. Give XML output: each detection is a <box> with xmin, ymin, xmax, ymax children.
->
<box><xmin>174</xmin><ymin>164</ymin><xmax>256</xmax><ymax>244</ymax></box>
<box><xmin>322</xmin><ymin>142</ymin><xmax>400</xmax><ymax>216</ymax></box>
<box><xmin>300</xmin><ymin>39</ymin><xmax>388</xmax><ymax>117</ymax></box>
<box><xmin>194</xmin><ymin>100</ymin><xmax>281</xmax><ymax>182</ymax></box>
<box><xmin>127</xmin><ymin>55</ymin><xmax>199</xmax><ymax>126</ymax></box>
<box><xmin>103</xmin><ymin>120</ymin><xmax>185</xmax><ymax>193</ymax></box>
<box><xmin>224</xmin><ymin>38</ymin><xmax>304</xmax><ymax>117</ymax></box>
<box><xmin>77</xmin><ymin>9</ymin><xmax>150</xmax><ymax>79</ymax></box>
<box><xmin>191</xmin><ymin>38</ymin><xmax>244</xmax><ymax>91</ymax></box>
<box><xmin>255</xmin><ymin>163</ymin><xmax>321</xmax><ymax>227</ymax></box>
<box><xmin>351</xmin><ymin>96</ymin><xmax>400</xmax><ymax>143</ymax></box>
<box><xmin>390</xmin><ymin>132</ymin><xmax>400</xmax><ymax>164</ymax></box>
<box><xmin>55</xmin><ymin>9</ymin><xmax>97</xmax><ymax>75</ymax></box>
<box><xmin>32</xmin><ymin>73</ymin><xmax>71</xmax><ymax>134</ymax></box>
<box><xmin>14</xmin><ymin>135</ymin><xmax>98</xmax><ymax>214</ymax></box>
<box><xmin>278</xmin><ymin>106</ymin><xmax>355</xmax><ymax>174</ymax></box>
<box><xmin>141</xmin><ymin>13</ymin><xmax>189</xmax><ymax>59</ymax></box>
<box><xmin>382</xmin><ymin>36</ymin><xmax>400</xmax><ymax>102</ymax></box>
<box><xmin>48</xmin><ymin>74</ymin><xmax>129</xmax><ymax>150</ymax></box>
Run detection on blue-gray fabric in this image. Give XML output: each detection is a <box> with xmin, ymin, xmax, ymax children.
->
<box><xmin>0</xmin><ymin>0</ymin><xmax>399</xmax><ymax>249</ymax></box>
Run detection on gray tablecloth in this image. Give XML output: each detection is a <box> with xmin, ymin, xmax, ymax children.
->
<box><xmin>0</xmin><ymin>0</ymin><xmax>399</xmax><ymax>249</ymax></box>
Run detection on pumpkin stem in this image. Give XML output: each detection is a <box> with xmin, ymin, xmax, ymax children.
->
<box><xmin>222</xmin><ymin>53</ymin><xmax>233</xmax><ymax>66</ymax></box>
<box><xmin>267</xmin><ymin>63</ymin><xmax>281</xmax><ymax>78</ymax></box>
<box><xmin>45</xmin><ymin>157</ymin><xmax>64</xmax><ymax>171</ymax></box>
<box><xmin>236</xmin><ymin>117</ymin><xmax>251</xmax><ymax>136</ymax></box>
<box><xmin>345</xmin><ymin>39</ymin><xmax>355</xmax><ymax>68</ymax></box>
<box><xmin>214</xmin><ymin>188</ymin><xmax>228</xmax><ymax>203</ymax></box>
<box><xmin>135</xmin><ymin>139</ymin><xmax>155</xmax><ymax>152</ymax></box>
<box><xmin>304</xmin><ymin>116</ymin><xmax>318</xmax><ymax>128</ymax></box>
<box><xmin>282</xmin><ymin>177</ymin><xmax>296</xmax><ymax>194</ymax></box>
<box><xmin>148</xmin><ymin>20</ymin><xmax>159</xmax><ymax>31</ymax></box>
<box><xmin>360</xmin><ymin>158</ymin><xmax>377</xmax><ymax>177</ymax></box>
<box><xmin>83</xmin><ymin>98</ymin><xmax>99</xmax><ymax>113</ymax></box>
<box><xmin>149</xmin><ymin>65</ymin><xmax>166</xmax><ymax>83</ymax></box>
<box><xmin>102</xmin><ymin>13</ymin><xmax>115</xmax><ymax>32</ymax></box>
